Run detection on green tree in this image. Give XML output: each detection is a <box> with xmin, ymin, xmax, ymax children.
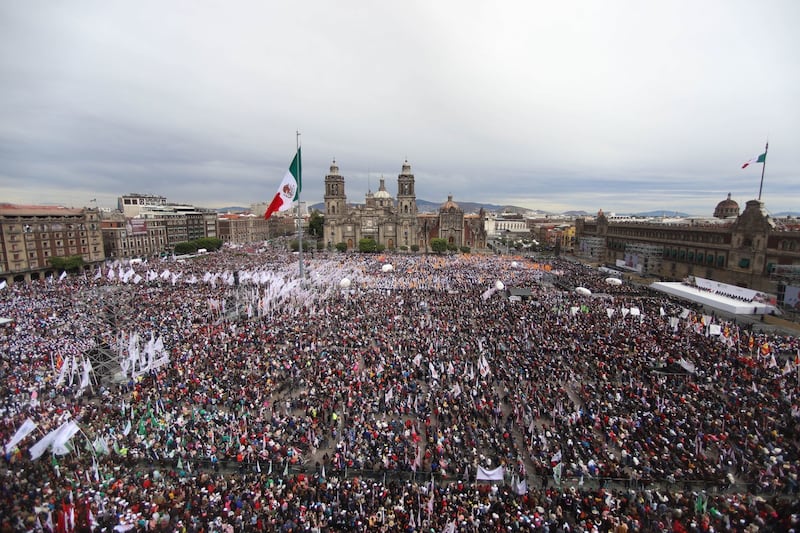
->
<box><xmin>335</xmin><ymin>242</ymin><xmax>348</xmax><ymax>253</ymax></box>
<box><xmin>460</xmin><ymin>246</ymin><xmax>471</xmax><ymax>254</ymax></box>
<box><xmin>410</xmin><ymin>244</ymin><xmax>419</xmax><ymax>253</ymax></box>
<box><xmin>376</xmin><ymin>243</ymin><xmax>386</xmax><ymax>253</ymax></box>
<box><xmin>430</xmin><ymin>238</ymin><xmax>448</xmax><ymax>253</ymax></box>
<box><xmin>174</xmin><ymin>241</ymin><xmax>198</xmax><ymax>254</ymax></box>
<box><xmin>49</xmin><ymin>255</ymin><xmax>85</xmax><ymax>272</ymax></box>
<box><xmin>308</xmin><ymin>210</ymin><xmax>324</xmax><ymax>238</ymax></box>
<box><xmin>194</xmin><ymin>237</ymin><xmax>223</xmax><ymax>251</ymax></box>
<box><xmin>358</xmin><ymin>238</ymin><xmax>378</xmax><ymax>253</ymax></box>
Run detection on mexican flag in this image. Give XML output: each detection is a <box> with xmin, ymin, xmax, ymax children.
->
<box><xmin>265</xmin><ymin>148</ymin><xmax>302</xmax><ymax>219</ymax></box>
<box><xmin>741</xmin><ymin>152</ymin><xmax>766</xmax><ymax>169</ymax></box>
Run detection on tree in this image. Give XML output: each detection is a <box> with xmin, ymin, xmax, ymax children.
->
<box><xmin>460</xmin><ymin>246</ymin><xmax>471</xmax><ymax>254</ymax></box>
<box><xmin>410</xmin><ymin>244</ymin><xmax>419</xmax><ymax>253</ymax></box>
<box><xmin>308</xmin><ymin>210</ymin><xmax>324</xmax><ymax>238</ymax></box>
<box><xmin>194</xmin><ymin>237</ymin><xmax>223</xmax><ymax>251</ymax></box>
<box><xmin>174</xmin><ymin>241</ymin><xmax>198</xmax><ymax>254</ymax></box>
<box><xmin>358</xmin><ymin>238</ymin><xmax>378</xmax><ymax>253</ymax></box>
<box><xmin>430</xmin><ymin>238</ymin><xmax>448</xmax><ymax>253</ymax></box>
<box><xmin>49</xmin><ymin>255</ymin><xmax>84</xmax><ymax>272</ymax></box>
<box><xmin>335</xmin><ymin>242</ymin><xmax>348</xmax><ymax>253</ymax></box>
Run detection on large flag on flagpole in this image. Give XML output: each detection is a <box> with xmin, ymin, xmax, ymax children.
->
<box><xmin>742</xmin><ymin>151</ymin><xmax>766</xmax><ymax>169</ymax></box>
<box><xmin>264</xmin><ymin>148</ymin><xmax>302</xmax><ymax>220</ymax></box>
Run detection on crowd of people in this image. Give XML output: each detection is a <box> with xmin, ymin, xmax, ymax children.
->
<box><xmin>0</xmin><ymin>246</ymin><xmax>798</xmax><ymax>532</ymax></box>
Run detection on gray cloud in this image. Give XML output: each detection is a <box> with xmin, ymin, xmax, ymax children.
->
<box><xmin>1</xmin><ymin>1</ymin><xmax>798</xmax><ymax>215</ymax></box>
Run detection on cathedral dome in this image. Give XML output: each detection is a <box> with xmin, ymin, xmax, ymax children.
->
<box><xmin>440</xmin><ymin>195</ymin><xmax>460</xmax><ymax>212</ymax></box>
<box><xmin>714</xmin><ymin>193</ymin><xmax>739</xmax><ymax>219</ymax></box>
<box><xmin>374</xmin><ymin>178</ymin><xmax>392</xmax><ymax>199</ymax></box>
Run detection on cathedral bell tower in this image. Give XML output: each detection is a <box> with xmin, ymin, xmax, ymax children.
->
<box><xmin>396</xmin><ymin>160</ymin><xmax>418</xmax><ymax>249</ymax></box>
<box><xmin>323</xmin><ymin>160</ymin><xmax>346</xmax><ymax>248</ymax></box>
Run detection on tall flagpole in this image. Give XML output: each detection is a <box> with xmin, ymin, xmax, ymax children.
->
<box><xmin>757</xmin><ymin>141</ymin><xmax>769</xmax><ymax>201</ymax></box>
<box><xmin>296</xmin><ymin>131</ymin><xmax>304</xmax><ymax>278</ymax></box>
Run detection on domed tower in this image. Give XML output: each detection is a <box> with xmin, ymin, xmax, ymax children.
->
<box><xmin>323</xmin><ymin>160</ymin><xmax>347</xmax><ymax>248</ymax></box>
<box><xmin>438</xmin><ymin>195</ymin><xmax>464</xmax><ymax>248</ymax></box>
<box><xmin>396</xmin><ymin>160</ymin><xmax>418</xmax><ymax>249</ymax></box>
<box><xmin>373</xmin><ymin>177</ymin><xmax>393</xmax><ymax>209</ymax></box>
<box><xmin>714</xmin><ymin>193</ymin><xmax>740</xmax><ymax>219</ymax></box>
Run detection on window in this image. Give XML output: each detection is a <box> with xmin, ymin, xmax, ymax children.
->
<box><xmin>738</xmin><ymin>258</ymin><xmax>750</xmax><ymax>268</ymax></box>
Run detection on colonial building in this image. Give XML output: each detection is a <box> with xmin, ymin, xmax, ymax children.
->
<box><xmin>101</xmin><ymin>212</ymin><xmax>169</xmax><ymax>260</ymax></box>
<box><xmin>323</xmin><ymin>160</ymin><xmax>418</xmax><ymax>250</ymax></box>
<box><xmin>0</xmin><ymin>204</ymin><xmax>105</xmax><ymax>284</ymax></box>
<box><xmin>418</xmin><ymin>196</ymin><xmax>487</xmax><ymax>251</ymax></box>
<box><xmin>217</xmin><ymin>213</ymin><xmax>272</xmax><ymax>244</ymax></box>
<box><xmin>575</xmin><ymin>195</ymin><xmax>800</xmax><ymax>300</ymax></box>
<box><xmin>322</xmin><ymin>160</ymin><xmax>486</xmax><ymax>251</ymax></box>
<box><xmin>102</xmin><ymin>198</ymin><xmax>218</xmax><ymax>259</ymax></box>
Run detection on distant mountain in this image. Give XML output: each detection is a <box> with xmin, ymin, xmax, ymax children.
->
<box><xmin>773</xmin><ymin>211</ymin><xmax>800</xmax><ymax>217</ymax></box>
<box><xmin>630</xmin><ymin>210</ymin><xmax>692</xmax><ymax>217</ymax></box>
<box><xmin>309</xmin><ymin>200</ymin><xmax>549</xmax><ymax>215</ymax></box>
<box><xmin>563</xmin><ymin>210</ymin><xmax>591</xmax><ymax>217</ymax></box>
<box><xmin>216</xmin><ymin>206</ymin><xmax>249</xmax><ymax>213</ymax></box>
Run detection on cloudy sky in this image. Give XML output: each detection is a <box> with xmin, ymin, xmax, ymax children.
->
<box><xmin>1</xmin><ymin>1</ymin><xmax>798</xmax><ymax>215</ymax></box>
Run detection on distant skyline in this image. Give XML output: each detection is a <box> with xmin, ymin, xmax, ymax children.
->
<box><xmin>1</xmin><ymin>1</ymin><xmax>798</xmax><ymax>216</ymax></box>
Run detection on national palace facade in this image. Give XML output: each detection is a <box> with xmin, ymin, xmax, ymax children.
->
<box><xmin>575</xmin><ymin>195</ymin><xmax>800</xmax><ymax>301</ymax></box>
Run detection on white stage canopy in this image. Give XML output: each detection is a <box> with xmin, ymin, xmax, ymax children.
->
<box><xmin>650</xmin><ymin>282</ymin><xmax>778</xmax><ymax>315</ymax></box>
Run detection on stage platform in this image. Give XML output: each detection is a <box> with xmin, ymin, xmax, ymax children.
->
<box><xmin>649</xmin><ymin>282</ymin><xmax>777</xmax><ymax>315</ymax></box>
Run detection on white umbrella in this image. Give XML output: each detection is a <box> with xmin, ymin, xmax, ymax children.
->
<box><xmin>605</xmin><ymin>277</ymin><xmax>622</xmax><ymax>286</ymax></box>
<box><xmin>575</xmin><ymin>286</ymin><xmax>591</xmax><ymax>296</ymax></box>
<box><xmin>495</xmin><ymin>280</ymin><xmax>505</xmax><ymax>291</ymax></box>
<box><xmin>339</xmin><ymin>278</ymin><xmax>351</xmax><ymax>289</ymax></box>
<box><xmin>381</xmin><ymin>263</ymin><xmax>394</xmax><ymax>273</ymax></box>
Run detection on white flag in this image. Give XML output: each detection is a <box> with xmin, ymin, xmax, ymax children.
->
<box><xmin>5</xmin><ymin>418</ymin><xmax>37</xmax><ymax>454</ymax></box>
<box><xmin>476</xmin><ymin>465</ymin><xmax>505</xmax><ymax>481</ymax></box>
<box><xmin>51</xmin><ymin>421</ymin><xmax>80</xmax><ymax>455</ymax></box>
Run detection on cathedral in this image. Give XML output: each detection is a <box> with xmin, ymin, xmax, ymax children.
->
<box><xmin>322</xmin><ymin>160</ymin><xmax>486</xmax><ymax>251</ymax></box>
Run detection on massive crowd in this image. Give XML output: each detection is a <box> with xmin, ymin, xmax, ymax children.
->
<box><xmin>0</xmin><ymin>247</ymin><xmax>798</xmax><ymax>532</ymax></box>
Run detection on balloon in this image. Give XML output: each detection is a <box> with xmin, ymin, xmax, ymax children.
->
<box><xmin>605</xmin><ymin>277</ymin><xmax>622</xmax><ymax>286</ymax></box>
<box><xmin>339</xmin><ymin>278</ymin><xmax>351</xmax><ymax>289</ymax></box>
<box><xmin>381</xmin><ymin>264</ymin><xmax>394</xmax><ymax>273</ymax></box>
<box><xmin>575</xmin><ymin>286</ymin><xmax>591</xmax><ymax>296</ymax></box>
<box><xmin>495</xmin><ymin>280</ymin><xmax>505</xmax><ymax>291</ymax></box>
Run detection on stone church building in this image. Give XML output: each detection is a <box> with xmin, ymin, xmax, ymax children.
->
<box><xmin>323</xmin><ymin>160</ymin><xmax>486</xmax><ymax>251</ymax></box>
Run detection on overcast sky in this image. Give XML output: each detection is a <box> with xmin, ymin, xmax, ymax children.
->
<box><xmin>1</xmin><ymin>1</ymin><xmax>798</xmax><ymax>216</ymax></box>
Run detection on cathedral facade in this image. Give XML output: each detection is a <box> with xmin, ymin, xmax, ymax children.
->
<box><xmin>322</xmin><ymin>160</ymin><xmax>486</xmax><ymax>251</ymax></box>
<box><xmin>323</xmin><ymin>160</ymin><xmax>418</xmax><ymax>251</ymax></box>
